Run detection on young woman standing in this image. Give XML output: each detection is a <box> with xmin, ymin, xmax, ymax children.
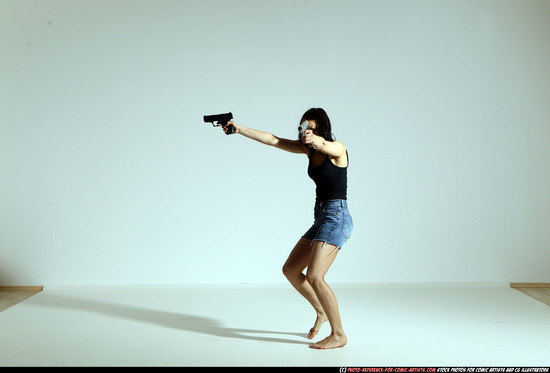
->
<box><xmin>223</xmin><ymin>108</ymin><xmax>353</xmax><ymax>349</ymax></box>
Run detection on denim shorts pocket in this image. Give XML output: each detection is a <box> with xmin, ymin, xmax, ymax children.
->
<box><xmin>342</xmin><ymin>212</ymin><xmax>353</xmax><ymax>239</ymax></box>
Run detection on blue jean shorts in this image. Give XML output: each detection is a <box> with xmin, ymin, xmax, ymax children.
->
<box><xmin>302</xmin><ymin>199</ymin><xmax>353</xmax><ymax>249</ymax></box>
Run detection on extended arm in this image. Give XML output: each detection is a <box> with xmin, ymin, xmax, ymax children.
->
<box><xmin>303</xmin><ymin>130</ymin><xmax>347</xmax><ymax>159</ymax></box>
<box><xmin>225</xmin><ymin>121</ymin><xmax>308</xmax><ymax>154</ymax></box>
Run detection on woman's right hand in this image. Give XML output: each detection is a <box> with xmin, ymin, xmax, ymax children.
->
<box><xmin>223</xmin><ymin>120</ymin><xmax>240</xmax><ymax>135</ymax></box>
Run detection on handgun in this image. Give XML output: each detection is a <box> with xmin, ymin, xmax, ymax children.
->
<box><xmin>298</xmin><ymin>120</ymin><xmax>310</xmax><ymax>140</ymax></box>
<box><xmin>203</xmin><ymin>112</ymin><xmax>234</xmax><ymax>135</ymax></box>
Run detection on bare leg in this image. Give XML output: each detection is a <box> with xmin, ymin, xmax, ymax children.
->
<box><xmin>306</xmin><ymin>241</ymin><xmax>347</xmax><ymax>349</ymax></box>
<box><xmin>282</xmin><ymin>238</ymin><xmax>328</xmax><ymax>339</ymax></box>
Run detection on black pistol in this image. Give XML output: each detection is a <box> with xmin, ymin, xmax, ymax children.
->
<box><xmin>203</xmin><ymin>112</ymin><xmax>234</xmax><ymax>135</ymax></box>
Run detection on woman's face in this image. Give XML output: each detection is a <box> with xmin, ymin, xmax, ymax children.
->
<box><xmin>307</xmin><ymin>120</ymin><xmax>318</xmax><ymax>134</ymax></box>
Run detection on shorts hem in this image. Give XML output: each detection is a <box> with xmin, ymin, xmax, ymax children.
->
<box><xmin>301</xmin><ymin>236</ymin><xmax>344</xmax><ymax>250</ymax></box>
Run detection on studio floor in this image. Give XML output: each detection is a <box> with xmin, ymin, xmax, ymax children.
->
<box><xmin>1</xmin><ymin>283</ymin><xmax>549</xmax><ymax>367</ymax></box>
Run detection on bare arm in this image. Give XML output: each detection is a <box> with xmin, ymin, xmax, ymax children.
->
<box><xmin>225</xmin><ymin>121</ymin><xmax>308</xmax><ymax>154</ymax></box>
<box><xmin>303</xmin><ymin>129</ymin><xmax>348</xmax><ymax>166</ymax></box>
<box><xmin>303</xmin><ymin>130</ymin><xmax>345</xmax><ymax>157</ymax></box>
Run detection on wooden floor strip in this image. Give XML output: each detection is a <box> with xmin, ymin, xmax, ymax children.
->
<box><xmin>0</xmin><ymin>287</ymin><xmax>43</xmax><ymax>313</ymax></box>
<box><xmin>510</xmin><ymin>283</ymin><xmax>550</xmax><ymax>307</ymax></box>
<box><xmin>510</xmin><ymin>283</ymin><xmax>550</xmax><ymax>288</ymax></box>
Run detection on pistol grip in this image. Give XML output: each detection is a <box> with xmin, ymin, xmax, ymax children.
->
<box><xmin>226</xmin><ymin>124</ymin><xmax>235</xmax><ymax>135</ymax></box>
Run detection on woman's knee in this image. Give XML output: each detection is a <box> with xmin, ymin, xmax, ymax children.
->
<box><xmin>282</xmin><ymin>263</ymin><xmax>300</xmax><ymax>279</ymax></box>
<box><xmin>305</xmin><ymin>270</ymin><xmax>324</xmax><ymax>288</ymax></box>
<box><xmin>282</xmin><ymin>263</ymin><xmax>291</xmax><ymax>277</ymax></box>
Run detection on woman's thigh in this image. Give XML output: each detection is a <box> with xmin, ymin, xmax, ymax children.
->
<box><xmin>306</xmin><ymin>240</ymin><xmax>339</xmax><ymax>281</ymax></box>
<box><xmin>283</xmin><ymin>237</ymin><xmax>314</xmax><ymax>274</ymax></box>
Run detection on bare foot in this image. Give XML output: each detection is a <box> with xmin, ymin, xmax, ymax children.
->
<box><xmin>309</xmin><ymin>333</ymin><xmax>347</xmax><ymax>349</ymax></box>
<box><xmin>308</xmin><ymin>313</ymin><xmax>328</xmax><ymax>339</ymax></box>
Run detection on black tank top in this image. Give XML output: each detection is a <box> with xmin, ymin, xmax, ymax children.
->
<box><xmin>307</xmin><ymin>149</ymin><xmax>348</xmax><ymax>203</ymax></box>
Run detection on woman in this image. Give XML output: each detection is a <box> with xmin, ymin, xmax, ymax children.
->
<box><xmin>223</xmin><ymin>108</ymin><xmax>353</xmax><ymax>349</ymax></box>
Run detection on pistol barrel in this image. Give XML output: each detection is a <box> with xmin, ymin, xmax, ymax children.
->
<box><xmin>203</xmin><ymin>112</ymin><xmax>232</xmax><ymax>124</ymax></box>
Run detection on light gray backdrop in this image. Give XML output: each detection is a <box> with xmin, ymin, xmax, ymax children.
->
<box><xmin>2</xmin><ymin>0</ymin><xmax>549</xmax><ymax>285</ymax></box>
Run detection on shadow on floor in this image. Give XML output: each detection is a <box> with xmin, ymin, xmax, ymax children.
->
<box><xmin>31</xmin><ymin>294</ymin><xmax>310</xmax><ymax>345</ymax></box>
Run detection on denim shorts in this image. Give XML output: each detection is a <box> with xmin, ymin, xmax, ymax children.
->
<box><xmin>302</xmin><ymin>199</ymin><xmax>353</xmax><ymax>249</ymax></box>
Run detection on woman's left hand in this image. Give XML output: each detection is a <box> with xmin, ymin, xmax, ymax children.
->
<box><xmin>303</xmin><ymin>129</ymin><xmax>324</xmax><ymax>150</ymax></box>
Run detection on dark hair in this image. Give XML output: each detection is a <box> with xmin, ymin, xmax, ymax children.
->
<box><xmin>299</xmin><ymin>108</ymin><xmax>335</xmax><ymax>142</ymax></box>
